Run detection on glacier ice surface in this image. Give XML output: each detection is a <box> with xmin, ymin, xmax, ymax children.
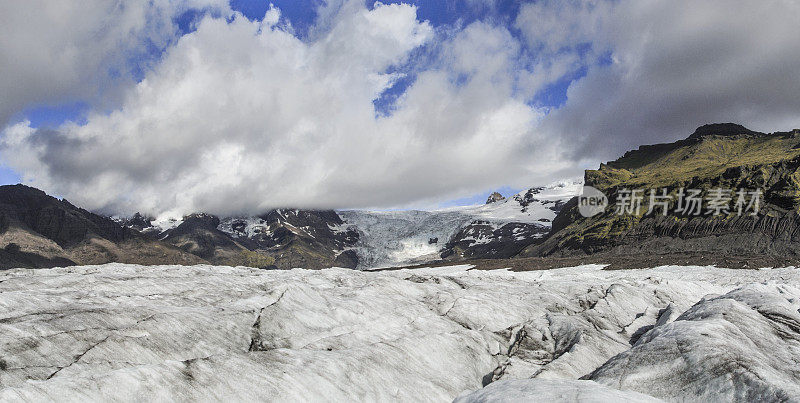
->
<box><xmin>0</xmin><ymin>263</ymin><xmax>797</xmax><ymax>401</ymax></box>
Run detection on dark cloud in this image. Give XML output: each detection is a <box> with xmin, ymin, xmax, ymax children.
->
<box><xmin>529</xmin><ymin>0</ymin><xmax>800</xmax><ymax>161</ymax></box>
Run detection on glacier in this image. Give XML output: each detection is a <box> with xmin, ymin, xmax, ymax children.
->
<box><xmin>0</xmin><ymin>263</ymin><xmax>798</xmax><ymax>401</ymax></box>
<box><xmin>338</xmin><ymin>180</ymin><xmax>582</xmax><ymax>268</ymax></box>
<box><xmin>337</xmin><ymin>209</ymin><xmax>475</xmax><ymax>268</ymax></box>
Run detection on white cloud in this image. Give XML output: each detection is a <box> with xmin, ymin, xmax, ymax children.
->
<box><xmin>1</xmin><ymin>2</ymin><xmax>569</xmax><ymax>217</ymax></box>
<box><xmin>0</xmin><ymin>0</ymin><xmax>230</xmax><ymax>126</ymax></box>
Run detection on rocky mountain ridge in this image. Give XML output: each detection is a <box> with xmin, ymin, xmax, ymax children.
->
<box><xmin>0</xmin><ymin>180</ymin><xmax>578</xmax><ymax>269</ymax></box>
<box><xmin>0</xmin><ymin>185</ymin><xmax>202</xmax><ymax>269</ymax></box>
<box><xmin>119</xmin><ymin>209</ymin><xmax>360</xmax><ymax>269</ymax></box>
<box><xmin>522</xmin><ymin>123</ymin><xmax>800</xmax><ymax>262</ymax></box>
<box><xmin>438</xmin><ymin>182</ymin><xmax>579</xmax><ymax>262</ymax></box>
<box><xmin>122</xmin><ymin>181</ymin><xmax>580</xmax><ymax>270</ymax></box>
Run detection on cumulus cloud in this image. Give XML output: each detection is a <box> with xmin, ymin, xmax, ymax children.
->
<box><xmin>0</xmin><ymin>0</ymin><xmax>229</xmax><ymax>126</ymax></box>
<box><xmin>1</xmin><ymin>2</ymin><xmax>569</xmax><ymax>217</ymax></box>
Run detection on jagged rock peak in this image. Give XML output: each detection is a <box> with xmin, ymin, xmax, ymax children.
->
<box><xmin>486</xmin><ymin>192</ymin><xmax>505</xmax><ymax>204</ymax></box>
<box><xmin>127</xmin><ymin>212</ymin><xmax>154</xmax><ymax>228</ymax></box>
<box><xmin>687</xmin><ymin>123</ymin><xmax>761</xmax><ymax>139</ymax></box>
<box><xmin>180</xmin><ymin>213</ymin><xmax>221</xmax><ymax>228</ymax></box>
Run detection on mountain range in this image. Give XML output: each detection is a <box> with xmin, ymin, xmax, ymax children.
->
<box><xmin>3</xmin><ymin>123</ymin><xmax>800</xmax><ymax>270</ymax></box>
<box><xmin>0</xmin><ymin>177</ymin><xmax>579</xmax><ymax>269</ymax></box>
<box><xmin>0</xmin><ymin>185</ymin><xmax>203</xmax><ymax>269</ymax></box>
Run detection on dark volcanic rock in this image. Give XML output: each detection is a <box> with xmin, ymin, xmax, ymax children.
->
<box><xmin>259</xmin><ymin>209</ymin><xmax>359</xmax><ymax>249</ymax></box>
<box><xmin>218</xmin><ymin>209</ymin><xmax>360</xmax><ymax>270</ymax></box>
<box><xmin>122</xmin><ymin>212</ymin><xmax>155</xmax><ymax>231</ymax></box>
<box><xmin>687</xmin><ymin>123</ymin><xmax>761</xmax><ymax>139</ymax></box>
<box><xmin>512</xmin><ymin>188</ymin><xmax>566</xmax><ymax>213</ymax></box>
<box><xmin>438</xmin><ymin>186</ymin><xmax>576</xmax><ymax>262</ymax></box>
<box><xmin>225</xmin><ymin>210</ymin><xmax>358</xmax><ymax>251</ymax></box>
<box><xmin>170</xmin><ymin>213</ymin><xmax>222</xmax><ymax>235</ymax></box>
<box><xmin>441</xmin><ymin>221</ymin><xmax>549</xmax><ymax>260</ymax></box>
<box><xmin>118</xmin><ymin>212</ymin><xmax>164</xmax><ymax>239</ymax></box>
<box><xmin>0</xmin><ymin>185</ymin><xmax>131</xmax><ymax>248</ymax></box>
<box><xmin>163</xmin><ymin>213</ymin><xmax>245</xmax><ymax>263</ymax></box>
<box><xmin>333</xmin><ymin>249</ymin><xmax>359</xmax><ymax>269</ymax></box>
<box><xmin>0</xmin><ymin>185</ymin><xmax>203</xmax><ymax>268</ymax></box>
<box><xmin>486</xmin><ymin>192</ymin><xmax>505</xmax><ymax>204</ymax></box>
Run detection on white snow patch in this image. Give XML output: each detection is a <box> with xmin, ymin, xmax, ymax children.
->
<box><xmin>151</xmin><ymin>215</ymin><xmax>183</xmax><ymax>234</ymax></box>
<box><xmin>218</xmin><ymin>216</ymin><xmax>270</xmax><ymax>238</ymax></box>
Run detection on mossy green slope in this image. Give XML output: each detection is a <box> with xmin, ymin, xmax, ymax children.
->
<box><xmin>523</xmin><ymin>123</ymin><xmax>800</xmax><ymax>258</ymax></box>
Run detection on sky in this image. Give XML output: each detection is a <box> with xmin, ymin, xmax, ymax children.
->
<box><xmin>1</xmin><ymin>0</ymin><xmax>799</xmax><ymax>218</ymax></box>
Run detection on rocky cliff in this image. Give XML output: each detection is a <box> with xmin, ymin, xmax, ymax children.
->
<box><xmin>0</xmin><ymin>185</ymin><xmax>203</xmax><ymax>268</ymax></box>
<box><xmin>522</xmin><ymin>123</ymin><xmax>800</xmax><ymax>261</ymax></box>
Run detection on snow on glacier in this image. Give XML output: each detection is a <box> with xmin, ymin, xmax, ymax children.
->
<box><xmin>0</xmin><ymin>263</ymin><xmax>798</xmax><ymax>402</ymax></box>
<box><xmin>338</xmin><ymin>180</ymin><xmax>582</xmax><ymax>269</ymax></box>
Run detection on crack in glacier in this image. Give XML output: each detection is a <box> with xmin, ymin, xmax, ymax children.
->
<box><xmin>44</xmin><ymin>313</ymin><xmax>157</xmax><ymax>380</ymax></box>
<box><xmin>248</xmin><ymin>289</ymin><xmax>287</xmax><ymax>352</ymax></box>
